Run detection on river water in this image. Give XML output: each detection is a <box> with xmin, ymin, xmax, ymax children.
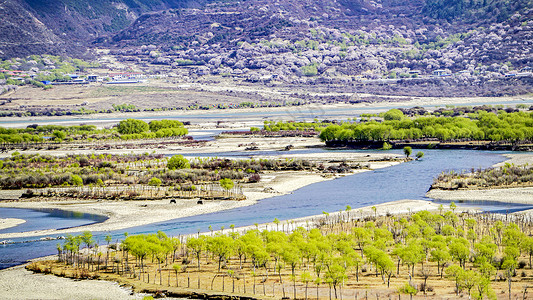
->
<box><xmin>1</xmin><ymin>98</ymin><xmax>531</xmax><ymax>128</ymax></box>
<box><xmin>1</xmin><ymin>149</ymin><xmax>530</xmax><ymax>269</ymax></box>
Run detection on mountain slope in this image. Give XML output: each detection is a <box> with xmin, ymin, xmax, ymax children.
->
<box><xmin>0</xmin><ymin>0</ymin><xmax>67</xmax><ymax>58</ymax></box>
<box><xmin>102</xmin><ymin>0</ymin><xmax>531</xmax><ymax>79</ymax></box>
<box><xmin>0</xmin><ymin>0</ymin><xmax>212</xmax><ymax>58</ymax></box>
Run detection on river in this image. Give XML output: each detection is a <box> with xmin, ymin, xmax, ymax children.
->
<box><xmin>1</xmin><ymin>149</ymin><xmax>529</xmax><ymax>269</ymax></box>
<box><xmin>1</xmin><ymin>98</ymin><xmax>532</xmax><ymax>128</ymax></box>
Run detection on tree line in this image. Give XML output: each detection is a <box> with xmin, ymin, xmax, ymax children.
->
<box><xmin>318</xmin><ymin>110</ymin><xmax>533</xmax><ymax>144</ymax></box>
<box><xmin>0</xmin><ymin>119</ymin><xmax>188</xmax><ymax>144</ymax></box>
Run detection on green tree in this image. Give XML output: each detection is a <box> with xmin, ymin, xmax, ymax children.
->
<box><xmin>117</xmin><ymin>119</ymin><xmax>149</xmax><ymax>134</ymax></box>
<box><xmin>325</xmin><ymin>263</ymin><xmax>347</xmax><ymax>299</ymax></box>
<box><xmin>187</xmin><ymin>237</ymin><xmax>206</xmax><ymax>270</ymax></box>
<box><xmin>208</xmin><ymin>235</ymin><xmax>234</xmax><ymax>272</ymax></box>
<box><xmin>149</xmin><ymin>177</ymin><xmax>162</xmax><ymax>186</ymax></box>
<box><xmin>53</xmin><ymin>130</ymin><xmax>67</xmax><ymax>141</ymax></box>
<box><xmin>383</xmin><ymin>109</ymin><xmax>404</xmax><ymax>121</ymax></box>
<box><xmin>399</xmin><ymin>282</ymin><xmax>418</xmax><ymax>300</ymax></box>
<box><xmin>167</xmin><ymin>155</ymin><xmax>190</xmax><ymax>170</ymax></box>
<box><xmin>446</xmin><ymin>264</ymin><xmax>465</xmax><ymax>295</ymax></box>
<box><xmin>449</xmin><ymin>239</ymin><xmax>470</xmax><ymax>268</ymax></box>
<box><xmin>173</xmin><ymin>263</ymin><xmax>181</xmax><ymax>287</ymax></box>
<box><xmin>415</xmin><ymin>151</ymin><xmax>424</xmax><ymax>160</ymax></box>
<box><xmin>403</xmin><ymin>146</ymin><xmax>412</xmax><ymax>158</ymax></box>
<box><xmin>300</xmin><ymin>271</ymin><xmax>312</xmax><ymax>300</ymax></box>
<box><xmin>219</xmin><ymin>178</ymin><xmax>234</xmax><ymax>192</ymax></box>
<box><xmin>71</xmin><ymin>175</ymin><xmax>83</xmax><ymax>186</ymax></box>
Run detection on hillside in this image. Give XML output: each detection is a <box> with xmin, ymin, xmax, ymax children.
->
<box><xmin>100</xmin><ymin>0</ymin><xmax>532</xmax><ymax>86</ymax></box>
<box><xmin>0</xmin><ymin>0</ymin><xmax>68</xmax><ymax>58</ymax></box>
<box><xmin>0</xmin><ymin>0</ymin><xmax>212</xmax><ymax>58</ymax></box>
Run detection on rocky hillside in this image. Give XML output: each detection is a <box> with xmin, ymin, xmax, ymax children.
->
<box><xmin>0</xmin><ymin>0</ymin><xmax>68</xmax><ymax>58</ymax></box>
<box><xmin>0</xmin><ymin>0</ymin><xmax>212</xmax><ymax>58</ymax></box>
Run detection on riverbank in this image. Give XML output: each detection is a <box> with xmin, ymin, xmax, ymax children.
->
<box><xmin>426</xmin><ymin>152</ymin><xmax>533</xmax><ymax>207</ymax></box>
<box><xmin>0</xmin><ymin>263</ymin><xmax>148</xmax><ymax>300</ymax></box>
<box><xmin>0</xmin><ymin>152</ymin><xmax>403</xmax><ymax>239</ymax></box>
<box><xmin>0</xmin><ymin>94</ymin><xmax>529</xmax><ymax>128</ymax></box>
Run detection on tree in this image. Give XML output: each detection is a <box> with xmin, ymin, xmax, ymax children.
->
<box><xmin>399</xmin><ymin>242</ymin><xmax>425</xmax><ymax>277</ymax></box>
<box><xmin>383</xmin><ymin>109</ymin><xmax>404</xmax><ymax>121</ymax></box>
<box><xmin>219</xmin><ymin>178</ymin><xmax>234</xmax><ymax>192</ymax></box>
<box><xmin>117</xmin><ymin>119</ymin><xmax>149</xmax><ymax>134</ymax></box>
<box><xmin>502</xmin><ymin>247</ymin><xmax>518</xmax><ymax>299</ymax></box>
<box><xmin>449</xmin><ymin>239</ymin><xmax>470</xmax><ymax>268</ymax></box>
<box><xmin>105</xmin><ymin>233</ymin><xmax>112</xmax><ymax>269</ymax></box>
<box><xmin>71</xmin><ymin>175</ymin><xmax>83</xmax><ymax>186</ymax></box>
<box><xmin>415</xmin><ymin>151</ymin><xmax>424</xmax><ymax>160</ymax></box>
<box><xmin>399</xmin><ymin>282</ymin><xmax>418</xmax><ymax>300</ymax></box>
<box><xmin>149</xmin><ymin>120</ymin><xmax>184</xmax><ymax>132</ymax></box>
<box><xmin>374</xmin><ymin>250</ymin><xmax>395</xmax><ymax>287</ymax></box>
<box><xmin>173</xmin><ymin>264</ymin><xmax>181</xmax><ymax>287</ymax></box>
<box><xmin>167</xmin><ymin>155</ymin><xmax>190</xmax><ymax>170</ymax></box>
<box><xmin>430</xmin><ymin>246</ymin><xmax>450</xmax><ymax>278</ymax></box>
<box><xmin>187</xmin><ymin>237</ymin><xmax>206</xmax><ymax>270</ymax></box>
<box><xmin>403</xmin><ymin>146</ymin><xmax>412</xmax><ymax>158</ymax></box>
<box><xmin>300</xmin><ymin>271</ymin><xmax>312</xmax><ymax>300</ymax></box>
<box><xmin>446</xmin><ymin>264</ymin><xmax>465</xmax><ymax>295</ymax></box>
<box><xmin>148</xmin><ymin>177</ymin><xmax>162</xmax><ymax>197</ymax></box>
<box><xmin>53</xmin><ymin>130</ymin><xmax>66</xmax><ymax>141</ymax></box>
<box><xmin>208</xmin><ymin>235</ymin><xmax>234</xmax><ymax>272</ymax></box>
<box><xmin>472</xmin><ymin>276</ymin><xmax>495</xmax><ymax>300</ymax></box>
<box><xmin>449</xmin><ymin>202</ymin><xmax>457</xmax><ymax>213</ymax></box>
<box><xmin>325</xmin><ymin>263</ymin><xmax>347</xmax><ymax>299</ymax></box>
<box><xmin>521</xmin><ymin>236</ymin><xmax>533</xmax><ymax>268</ymax></box>
<box><xmin>149</xmin><ymin>177</ymin><xmax>162</xmax><ymax>186</ymax></box>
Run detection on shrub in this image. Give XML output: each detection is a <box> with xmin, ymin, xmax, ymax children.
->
<box><xmin>249</xmin><ymin>173</ymin><xmax>261</xmax><ymax>183</ymax></box>
<box><xmin>167</xmin><ymin>155</ymin><xmax>190</xmax><ymax>170</ymax></box>
<box><xmin>382</xmin><ymin>142</ymin><xmax>392</xmax><ymax>150</ymax></box>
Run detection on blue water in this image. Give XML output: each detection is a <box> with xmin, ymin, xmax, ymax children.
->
<box><xmin>1</xmin><ymin>149</ymin><xmax>526</xmax><ymax>269</ymax></box>
<box><xmin>0</xmin><ymin>207</ymin><xmax>107</xmax><ymax>234</ymax></box>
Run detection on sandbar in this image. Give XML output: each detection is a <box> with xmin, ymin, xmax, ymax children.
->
<box><xmin>0</xmin><ymin>218</ymin><xmax>26</xmax><ymax>230</ymax></box>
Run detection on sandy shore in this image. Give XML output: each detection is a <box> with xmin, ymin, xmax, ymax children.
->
<box><xmin>223</xmin><ymin>199</ymin><xmax>448</xmax><ymax>236</ymax></box>
<box><xmin>427</xmin><ymin>187</ymin><xmax>533</xmax><ymax>204</ymax></box>
<box><xmin>0</xmin><ymin>198</ymin><xmax>255</xmax><ymax>239</ymax></box>
<box><xmin>0</xmin><ymin>264</ymin><xmax>149</xmax><ymax>300</ymax></box>
<box><xmin>0</xmin><ymin>218</ymin><xmax>26</xmax><ymax>230</ymax></box>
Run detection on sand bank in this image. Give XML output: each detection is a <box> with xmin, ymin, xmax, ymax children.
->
<box><xmin>426</xmin><ymin>187</ymin><xmax>533</xmax><ymax>204</ymax></box>
<box><xmin>0</xmin><ymin>264</ymin><xmax>148</xmax><ymax>300</ymax></box>
<box><xmin>0</xmin><ymin>218</ymin><xmax>25</xmax><ymax>230</ymax></box>
<box><xmin>426</xmin><ymin>153</ymin><xmax>533</xmax><ymax>205</ymax></box>
<box><xmin>0</xmin><ymin>198</ymin><xmax>255</xmax><ymax>239</ymax></box>
<box><xmin>220</xmin><ymin>199</ymin><xmax>449</xmax><ymax>236</ymax></box>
